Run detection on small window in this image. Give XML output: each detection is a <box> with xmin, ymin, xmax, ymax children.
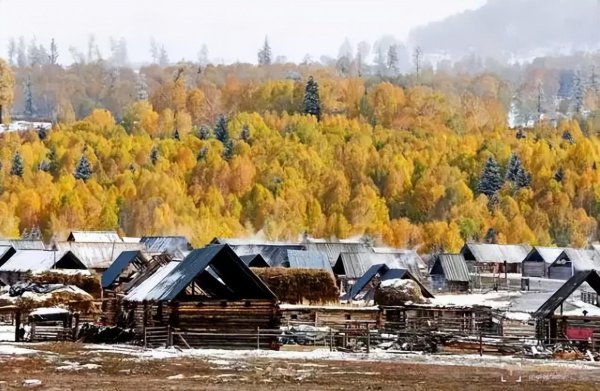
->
<box><xmin>291</xmin><ymin>314</ymin><xmax>298</xmax><ymax>320</ymax></box>
<box><xmin>345</xmin><ymin>314</ymin><xmax>352</xmax><ymax>320</ymax></box>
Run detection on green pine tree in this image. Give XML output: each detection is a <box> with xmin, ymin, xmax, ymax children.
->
<box><xmin>214</xmin><ymin>115</ymin><xmax>229</xmax><ymax>143</ymax></box>
<box><xmin>10</xmin><ymin>152</ymin><xmax>24</xmax><ymax>177</ymax></box>
<box><xmin>303</xmin><ymin>76</ymin><xmax>321</xmax><ymax>121</ymax></box>
<box><xmin>477</xmin><ymin>157</ymin><xmax>503</xmax><ymax>198</ymax></box>
<box><xmin>73</xmin><ymin>154</ymin><xmax>92</xmax><ymax>181</ymax></box>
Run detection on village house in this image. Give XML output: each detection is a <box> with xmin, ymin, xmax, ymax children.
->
<box><xmin>429</xmin><ymin>253</ymin><xmax>471</xmax><ymax>292</ymax></box>
<box><xmin>460</xmin><ymin>243</ymin><xmax>531</xmax><ymax>274</ymax></box>
<box><xmin>122</xmin><ymin>244</ymin><xmax>280</xmax><ymax>348</ymax></box>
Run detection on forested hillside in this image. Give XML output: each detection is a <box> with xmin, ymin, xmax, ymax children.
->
<box><xmin>0</xmin><ymin>58</ymin><xmax>599</xmax><ymax>251</ymax></box>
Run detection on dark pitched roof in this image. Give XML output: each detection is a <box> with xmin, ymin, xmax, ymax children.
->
<box><xmin>334</xmin><ymin>252</ymin><xmax>421</xmax><ymax>280</ymax></box>
<box><xmin>125</xmin><ymin>244</ymin><xmax>276</xmax><ymax>302</ymax></box>
<box><xmin>533</xmin><ymin>270</ymin><xmax>600</xmax><ymax>319</ymax></box>
<box><xmin>239</xmin><ymin>254</ymin><xmax>270</xmax><ymax>268</ymax></box>
<box><xmin>343</xmin><ymin>263</ymin><xmax>433</xmax><ymax>301</ymax></box>
<box><xmin>430</xmin><ymin>254</ymin><xmax>470</xmax><ymax>282</ymax></box>
<box><xmin>101</xmin><ymin>250</ymin><xmax>147</xmax><ymax>288</ymax></box>
<box><xmin>228</xmin><ymin>244</ymin><xmax>304</xmax><ymax>267</ymax></box>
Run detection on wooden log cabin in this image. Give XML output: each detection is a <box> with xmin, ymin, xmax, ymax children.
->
<box><xmin>533</xmin><ymin>270</ymin><xmax>600</xmax><ymax>350</ymax></box>
<box><xmin>122</xmin><ymin>244</ymin><xmax>281</xmax><ymax>348</ymax></box>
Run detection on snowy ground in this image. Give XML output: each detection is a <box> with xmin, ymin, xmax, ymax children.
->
<box><xmin>0</xmin><ymin>324</ymin><xmax>15</xmax><ymax>342</ymax></box>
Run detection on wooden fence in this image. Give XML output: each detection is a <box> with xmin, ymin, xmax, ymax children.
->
<box><xmin>30</xmin><ymin>325</ymin><xmax>72</xmax><ymax>342</ymax></box>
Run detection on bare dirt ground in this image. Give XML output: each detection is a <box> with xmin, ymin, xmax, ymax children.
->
<box><xmin>0</xmin><ymin>343</ymin><xmax>599</xmax><ymax>390</ymax></box>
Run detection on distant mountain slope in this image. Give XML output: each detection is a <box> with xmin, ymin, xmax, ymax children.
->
<box><xmin>409</xmin><ymin>0</ymin><xmax>600</xmax><ymax>59</ymax></box>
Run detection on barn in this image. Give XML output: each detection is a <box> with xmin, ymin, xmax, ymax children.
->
<box><xmin>460</xmin><ymin>243</ymin><xmax>531</xmax><ymax>274</ymax></box>
<box><xmin>521</xmin><ymin>247</ymin><xmax>565</xmax><ymax>278</ymax></box>
<box><xmin>429</xmin><ymin>253</ymin><xmax>471</xmax><ymax>292</ymax></box>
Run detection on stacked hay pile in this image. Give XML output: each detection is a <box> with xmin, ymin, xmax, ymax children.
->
<box><xmin>28</xmin><ymin>272</ymin><xmax>102</xmax><ymax>297</ymax></box>
<box><xmin>252</xmin><ymin>268</ymin><xmax>339</xmax><ymax>304</ymax></box>
<box><xmin>0</xmin><ymin>284</ymin><xmax>100</xmax><ymax>315</ymax></box>
<box><xmin>374</xmin><ymin>279</ymin><xmax>426</xmax><ymax>305</ymax></box>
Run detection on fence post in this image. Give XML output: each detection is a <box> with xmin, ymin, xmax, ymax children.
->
<box><xmin>257</xmin><ymin>326</ymin><xmax>260</xmax><ymax>350</ymax></box>
<box><xmin>479</xmin><ymin>331</ymin><xmax>483</xmax><ymax>357</ymax></box>
<box><xmin>366</xmin><ymin>324</ymin><xmax>371</xmax><ymax>354</ymax></box>
<box><xmin>167</xmin><ymin>325</ymin><xmax>173</xmax><ymax>347</ymax></box>
<box><xmin>329</xmin><ymin>328</ymin><xmax>333</xmax><ymax>352</ymax></box>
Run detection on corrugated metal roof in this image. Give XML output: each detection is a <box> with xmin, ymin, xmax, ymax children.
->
<box><xmin>286</xmin><ymin>250</ymin><xmax>333</xmax><ymax>273</ymax></box>
<box><xmin>431</xmin><ymin>254</ymin><xmax>470</xmax><ymax>282</ymax></box>
<box><xmin>67</xmin><ymin>231</ymin><xmax>122</xmax><ymax>242</ymax></box>
<box><xmin>533</xmin><ymin>270</ymin><xmax>600</xmax><ymax>319</ymax></box>
<box><xmin>101</xmin><ymin>251</ymin><xmax>145</xmax><ymax>288</ymax></box>
<box><xmin>124</xmin><ymin>261</ymin><xmax>181</xmax><ymax>302</ymax></box>
<box><xmin>0</xmin><ymin>250</ymin><xmax>87</xmax><ymax>272</ymax></box>
<box><xmin>462</xmin><ymin>243</ymin><xmax>532</xmax><ymax>264</ymax></box>
<box><xmin>140</xmin><ymin>236</ymin><xmax>192</xmax><ymax>258</ymax></box>
<box><xmin>527</xmin><ymin>247</ymin><xmax>566</xmax><ymax>265</ymax></box>
<box><xmin>304</xmin><ymin>242</ymin><xmax>373</xmax><ymax>266</ymax></box>
<box><xmin>563</xmin><ymin>248</ymin><xmax>600</xmax><ymax>272</ymax></box>
<box><xmin>228</xmin><ymin>244</ymin><xmax>304</xmax><ymax>267</ymax></box>
<box><xmin>335</xmin><ymin>252</ymin><xmax>421</xmax><ymax>280</ymax></box>
<box><xmin>0</xmin><ymin>240</ymin><xmax>45</xmax><ymax>250</ymax></box>
<box><xmin>125</xmin><ymin>245</ymin><xmax>276</xmax><ymax>302</ymax></box>
<box><xmin>56</xmin><ymin>242</ymin><xmax>145</xmax><ymax>269</ymax></box>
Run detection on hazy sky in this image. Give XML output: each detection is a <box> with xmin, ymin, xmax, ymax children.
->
<box><xmin>0</xmin><ymin>0</ymin><xmax>486</xmax><ymax>64</ymax></box>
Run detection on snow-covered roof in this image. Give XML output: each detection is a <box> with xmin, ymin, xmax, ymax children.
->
<box><xmin>531</xmin><ymin>247</ymin><xmax>566</xmax><ymax>264</ymax></box>
<box><xmin>462</xmin><ymin>243</ymin><xmax>532</xmax><ymax>264</ymax></box>
<box><xmin>124</xmin><ymin>261</ymin><xmax>180</xmax><ymax>302</ymax></box>
<box><xmin>67</xmin><ymin>231</ymin><xmax>122</xmax><ymax>243</ymax></box>
<box><xmin>563</xmin><ymin>248</ymin><xmax>600</xmax><ymax>272</ymax></box>
<box><xmin>0</xmin><ymin>250</ymin><xmax>87</xmax><ymax>272</ymax></box>
<box><xmin>56</xmin><ymin>242</ymin><xmax>145</xmax><ymax>269</ymax></box>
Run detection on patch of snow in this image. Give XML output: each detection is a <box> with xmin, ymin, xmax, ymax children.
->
<box><xmin>503</xmin><ymin>312</ymin><xmax>532</xmax><ymax>322</ymax></box>
<box><xmin>167</xmin><ymin>374</ymin><xmax>185</xmax><ymax>380</ymax></box>
<box><xmin>380</xmin><ymin>278</ymin><xmax>412</xmax><ymax>288</ymax></box>
<box><xmin>430</xmin><ymin>291</ymin><xmax>522</xmax><ymax>309</ymax></box>
<box><xmin>29</xmin><ymin>307</ymin><xmax>69</xmax><ymax>316</ymax></box>
<box><xmin>22</xmin><ymin>379</ymin><xmax>42</xmax><ymax>388</ymax></box>
<box><xmin>56</xmin><ymin>361</ymin><xmax>101</xmax><ymax>371</ymax></box>
<box><xmin>0</xmin><ymin>344</ymin><xmax>38</xmax><ymax>355</ymax></box>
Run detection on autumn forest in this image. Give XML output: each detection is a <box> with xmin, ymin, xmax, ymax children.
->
<box><xmin>0</xmin><ymin>44</ymin><xmax>600</xmax><ymax>252</ymax></box>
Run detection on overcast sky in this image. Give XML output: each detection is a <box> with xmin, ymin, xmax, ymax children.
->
<box><xmin>0</xmin><ymin>0</ymin><xmax>486</xmax><ymax>64</ymax></box>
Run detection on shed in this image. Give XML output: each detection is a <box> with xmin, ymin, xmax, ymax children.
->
<box><xmin>286</xmin><ymin>250</ymin><xmax>332</xmax><ymax>274</ymax></box>
<box><xmin>461</xmin><ymin>243</ymin><xmax>532</xmax><ymax>273</ymax></box>
<box><xmin>239</xmin><ymin>254</ymin><xmax>270</xmax><ymax>268</ymax></box>
<box><xmin>343</xmin><ymin>264</ymin><xmax>433</xmax><ymax>302</ymax></box>
<box><xmin>0</xmin><ymin>240</ymin><xmax>47</xmax><ymax>268</ymax></box>
<box><xmin>544</xmin><ymin>249</ymin><xmax>600</xmax><ymax>280</ymax></box>
<box><xmin>67</xmin><ymin>231</ymin><xmax>122</xmax><ymax>243</ymax></box>
<box><xmin>522</xmin><ymin>247</ymin><xmax>566</xmax><ymax>278</ymax></box>
<box><xmin>429</xmin><ymin>253</ymin><xmax>470</xmax><ymax>292</ymax></box>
